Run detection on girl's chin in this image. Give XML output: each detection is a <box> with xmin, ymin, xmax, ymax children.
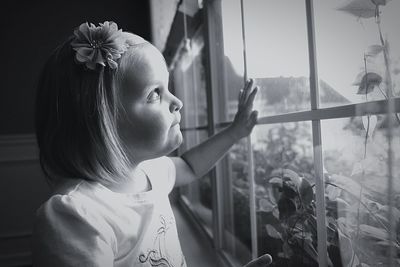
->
<box><xmin>173</xmin><ymin>131</ymin><xmax>183</xmax><ymax>147</ymax></box>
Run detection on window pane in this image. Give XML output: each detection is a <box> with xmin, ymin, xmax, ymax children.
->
<box><xmin>314</xmin><ymin>1</ymin><xmax>400</xmax><ymax>108</ymax></box>
<box><xmin>243</xmin><ymin>0</ymin><xmax>310</xmax><ymax>116</ymax></box>
<box><xmin>172</xmin><ymin>31</ymin><xmax>208</xmax><ymax>128</ymax></box>
<box><xmin>321</xmin><ymin>115</ymin><xmax>400</xmax><ymax>266</ymax></box>
<box><xmin>221</xmin><ymin>137</ymin><xmax>252</xmax><ymax>265</ymax></box>
<box><xmin>220</xmin><ymin>0</ymin><xmax>246</xmax><ymax>124</ymax></box>
<box><xmin>179</xmin><ymin>130</ymin><xmax>213</xmax><ymax>231</ymax></box>
<box><xmin>253</xmin><ymin>122</ymin><xmax>316</xmax><ymax>266</ymax></box>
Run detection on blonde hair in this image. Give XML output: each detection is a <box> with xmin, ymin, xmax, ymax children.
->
<box><xmin>35</xmin><ymin>31</ymin><xmax>149</xmax><ymax>186</ymax></box>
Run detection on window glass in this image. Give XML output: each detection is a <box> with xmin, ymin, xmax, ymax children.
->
<box><xmin>242</xmin><ymin>0</ymin><xmax>310</xmax><ymax>116</ymax></box>
<box><xmin>321</xmin><ymin>115</ymin><xmax>400</xmax><ymax>266</ymax></box>
<box><xmin>314</xmin><ymin>1</ymin><xmax>400</xmax><ymax>108</ymax></box>
<box><xmin>221</xmin><ymin>0</ymin><xmax>245</xmax><ymax>123</ymax></box>
<box><xmin>179</xmin><ymin>130</ymin><xmax>213</xmax><ymax>231</ymax></box>
<box><xmin>221</xmin><ymin>137</ymin><xmax>252</xmax><ymax>265</ymax></box>
<box><xmin>172</xmin><ymin>29</ymin><xmax>212</xmax><ymax>231</ymax></box>
<box><xmin>253</xmin><ymin>122</ymin><xmax>316</xmax><ymax>266</ymax></box>
<box><xmin>172</xmin><ymin>32</ymin><xmax>208</xmax><ymax>129</ymax></box>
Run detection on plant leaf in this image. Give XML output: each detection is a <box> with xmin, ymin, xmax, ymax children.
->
<box><xmin>265</xmin><ymin>224</ymin><xmax>283</xmax><ymax>240</ymax></box>
<box><xmin>301</xmin><ymin>238</ymin><xmax>319</xmax><ymax>263</ymax></box>
<box><xmin>282</xmin><ymin>241</ymin><xmax>294</xmax><ymax>258</ymax></box>
<box><xmin>366</xmin><ymin>44</ymin><xmax>384</xmax><ymax>57</ymax></box>
<box><xmin>356</xmin><ymin>72</ymin><xmax>382</xmax><ymax>94</ymax></box>
<box><xmin>351</xmin><ymin>161</ymin><xmax>364</xmax><ymax>176</ymax></box>
<box><xmin>330</xmin><ymin>174</ymin><xmax>362</xmax><ymax>197</ymax></box>
<box><xmin>326</xmin><ymin>184</ymin><xmax>342</xmax><ymax>200</ymax></box>
<box><xmin>268</xmin><ymin>177</ymin><xmax>282</xmax><ymax>186</ymax></box>
<box><xmin>359</xmin><ymin>224</ymin><xmax>389</xmax><ymax>241</ymax></box>
<box><xmin>362</xmin><ymin>115</ymin><xmax>377</xmax><ymax>137</ymax></box>
<box><xmin>337</xmin><ymin>227</ymin><xmax>354</xmax><ymax>266</ymax></box>
<box><xmin>336</xmin><ymin>0</ymin><xmax>377</xmax><ymax>18</ymax></box>
<box><xmin>299</xmin><ymin>178</ymin><xmax>313</xmax><ymax>206</ymax></box>
<box><xmin>282</xmin><ymin>180</ymin><xmax>298</xmax><ymax>198</ymax></box>
<box><xmin>376</xmin><ymin>240</ymin><xmax>400</xmax><ymax>249</ymax></box>
<box><xmin>259</xmin><ymin>198</ymin><xmax>275</xmax><ymax>212</ymax></box>
<box><xmin>337</xmin><ymin>197</ymin><xmax>351</xmax><ymax>212</ymax></box>
<box><xmin>278</xmin><ymin>197</ymin><xmax>297</xmax><ymax>219</ymax></box>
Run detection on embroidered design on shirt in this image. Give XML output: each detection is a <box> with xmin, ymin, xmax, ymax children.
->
<box><xmin>138</xmin><ymin>215</ymin><xmax>185</xmax><ymax>266</ymax></box>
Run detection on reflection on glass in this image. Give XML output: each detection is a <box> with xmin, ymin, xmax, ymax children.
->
<box><xmin>321</xmin><ymin>115</ymin><xmax>400</xmax><ymax>266</ymax></box>
<box><xmin>315</xmin><ymin>1</ymin><xmax>400</xmax><ymax>107</ymax></box>
<box><xmin>221</xmin><ymin>0</ymin><xmax>245</xmax><ymax>123</ymax></box>
<box><xmin>179</xmin><ymin>130</ymin><xmax>213</xmax><ymax>231</ymax></box>
<box><xmin>252</xmin><ymin>123</ymin><xmax>317</xmax><ymax>266</ymax></box>
<box><xmin>172</xmin><ymin>32</ymin><xmax>208</xmax><ymax>128</ymax></box>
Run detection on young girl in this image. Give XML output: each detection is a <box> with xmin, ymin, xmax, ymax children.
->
<box><xmin>33</xmin><ymin>21</ymin><xmax>271</xmax><ymax>267</ymax></box>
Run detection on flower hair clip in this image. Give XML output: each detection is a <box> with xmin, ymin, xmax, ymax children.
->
<box><xmin>71</xmin><ymin>21</ymin><xmax>128</xmax><ymax>70</ymax></box>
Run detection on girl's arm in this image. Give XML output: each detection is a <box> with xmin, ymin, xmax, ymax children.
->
<box><xmin>171</xmin><ymin>79</ymin><xmax>258</xmax><ymax>187</ymax></box>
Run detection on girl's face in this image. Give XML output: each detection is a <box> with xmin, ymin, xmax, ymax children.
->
<box><xmin>118</xmin><ymin>44</ymin><xmax>183</xmax><ymax>162</ymax></box>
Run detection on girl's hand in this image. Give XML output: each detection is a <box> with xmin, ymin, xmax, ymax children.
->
<box><xmin>243</xmin><ymin>254</ymin><xmax>273</xmax><ymax>267</ymax></box>
<box><xmin>228</xmin><ymin>79</ymin><xmax>259</xmax><ymax>141</ymax></box>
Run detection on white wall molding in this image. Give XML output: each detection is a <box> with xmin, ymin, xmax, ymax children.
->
<box><xmin>0</xmin><ymin>134</ymin><xmax>38</xmax><ymax>163</ymax></box>
<box><xmin>0</xmin><ymin>252</ymin><xmax>32</xmax><ymax>267</ymax></box>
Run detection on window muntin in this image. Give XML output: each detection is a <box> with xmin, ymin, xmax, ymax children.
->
<box><xmin>314</xmin><ymin>1</ymin><xmax>400</xmax><ymax>108</ymax></box>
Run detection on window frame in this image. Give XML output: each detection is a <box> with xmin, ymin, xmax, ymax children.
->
<box><xmin>171</xmin><ymin>0</ymin><xmax>400</xmax><ymax>266</ymax></box>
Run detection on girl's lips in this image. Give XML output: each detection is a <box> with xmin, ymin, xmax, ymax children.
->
<box><xmin>172</xmin><ymin>114</ymin><xmax>181</xmax><ymax>127</ymax></box>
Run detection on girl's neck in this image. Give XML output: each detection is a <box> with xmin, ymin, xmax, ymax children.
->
<box><xmin>105</xmin><ymin>165</ymin><xmax>151</xmax><ymax>194</ymax></box>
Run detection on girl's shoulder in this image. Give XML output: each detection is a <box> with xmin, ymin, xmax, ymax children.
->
<box><xmin>37</xmin><ymin>179</ymin><xmax>101</xmax><ymax>217</ymax></box>
<box><xmin>37</xmin><ymin>177</ymin><xmax>123</xmax><ymax>224</ymax></box>
<box><xmin>33</xmin><ymin>179</ymin><xmax>118</xmax><ymax>265</ymax></box>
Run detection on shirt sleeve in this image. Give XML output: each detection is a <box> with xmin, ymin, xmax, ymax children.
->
<box><xmin>32</xmin><ymin>194</ymin><xmax>116</xmax><ymax>267</ymax></box>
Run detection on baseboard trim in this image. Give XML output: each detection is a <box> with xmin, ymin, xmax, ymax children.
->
<box><xmin>0</xmin><ymin>134</ymin><xmax>38</xmax><ymax>163</ymax></box>
<box><xmin>0</xmin><ymin>251</ymin><xmax>32</xmax><ymax>267</ymax></box>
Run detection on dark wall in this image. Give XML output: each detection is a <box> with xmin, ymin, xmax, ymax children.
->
<box><xmin>0</xmin><ymin>0</ymin><xmax>151</xmax><ymax>135</ymax></box>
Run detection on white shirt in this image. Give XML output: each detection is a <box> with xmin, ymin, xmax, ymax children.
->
<box><xmin>33</xmin><ymin>157</ymin><xmax>186</xmax><ymax>267</ymax></box>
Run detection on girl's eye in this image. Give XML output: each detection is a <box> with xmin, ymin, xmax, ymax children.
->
<box><xmin>147</xmin><ymin>88</ymin><xmax>161</xmax><ymax>102</ymax></box>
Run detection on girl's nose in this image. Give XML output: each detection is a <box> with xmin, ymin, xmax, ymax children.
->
<box><xmin>170</xmin><ymin>95</ymin><xmax>183</xmax><ymax>113</ymax></box>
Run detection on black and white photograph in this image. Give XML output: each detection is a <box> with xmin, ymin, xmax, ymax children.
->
<box><xmin>1</xmin><ymin>0</ymin><xmax>400</xmax><ymax>266</ymax></box>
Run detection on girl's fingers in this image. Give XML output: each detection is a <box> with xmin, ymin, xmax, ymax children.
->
<box><xmin>244</xmin><ymin>79</ymin><xmax>254</xmax><ymax>100</ymax></box>
<box><xmin>248</xmin><ymin>110</ymin><xmax>258</xmax><ymax>128</ymax></box>
<box><xmin>251</xmin><ymin>110</ymin><xmax>258</xmax><ymax>122</ymax></box>
<box><xmin>238</xmin><ymin>89</ymin><xmax>244</xmax><ymax>104</ymax></box>
<box><xmin>240</xmin><ymin>79</ymin><xmax>254</xmax><ymax>107</ymax></box>
<box><xmin>244</xmin><ymin>86</ymin><xmax>258</xmax><ymax>112</ymax></box>
<box><xmin>248</xmin><ymin>86</ymin><xmax>258</xmax><ymax>103</ymax></box>
<box><xmin>243</xmin><ymin>254</ymin><xmax>273</xmax><ymax>267</ymax></box>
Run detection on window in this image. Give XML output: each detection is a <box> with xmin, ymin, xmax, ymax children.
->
<box><xmin>170</xmin><ymin>0</ymin><xmax>400</xmax><ymax>266</ymax></box>
<box><xmin>172</xmin><ymin>26</ymin><xmax>214</xmax><ymax>233</ymax></box>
